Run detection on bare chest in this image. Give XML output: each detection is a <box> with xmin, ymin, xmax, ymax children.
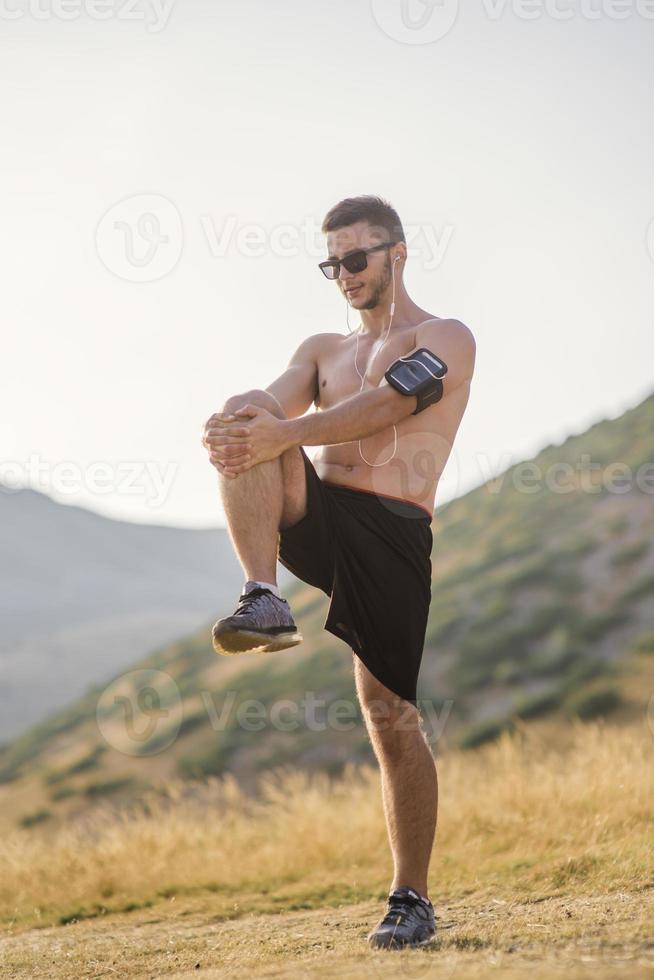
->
<box><xmin>314</xmin><ymin>330</ymin><xmax>418</xmax><ymax>411</ymax></box>
<box><xmin>310</xmin><ymin>330</ymin><xmax>465</xmax><ymax>514</ymax></box>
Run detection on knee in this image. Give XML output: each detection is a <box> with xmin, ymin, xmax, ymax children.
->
<box><xmin>357</xmin><ymin>678</ymin><xmax>421</xmax><ymax>761</ymax></box>
<box><xmin>354</xmin><ymin>655</ymin><xmax>411</xmax><ymax>724</ymax></box>
<box><xmin>222</xmin><ymin>389</ymin><xmax>287</xmax><ymax>419</ymax></box>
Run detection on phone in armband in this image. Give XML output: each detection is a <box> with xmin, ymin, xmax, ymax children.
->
<box><xmin>384</xmin><ymin>347</ymin><xmax>449</xmax><ymax>416</ymax></box>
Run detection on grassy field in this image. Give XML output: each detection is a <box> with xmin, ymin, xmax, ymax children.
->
<box><xmin>1</xmin><ymin>717</ymin><xmax>653</xmax><ymax>978</ymax></box>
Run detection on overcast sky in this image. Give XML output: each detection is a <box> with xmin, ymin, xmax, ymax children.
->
<box><xmin>1</xmin><ymin>0</ymin><xmax>653</xmax><ymax>528</ymax></box>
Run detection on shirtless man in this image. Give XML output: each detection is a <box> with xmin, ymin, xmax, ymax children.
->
<box><xmin>202</xmin><ymin>195</ymin><xmax>475</xmax><ymax>949</ymax></box>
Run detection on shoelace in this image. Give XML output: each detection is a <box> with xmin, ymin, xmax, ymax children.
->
<box><xmin>235</xmin><ymin>587</ymin><xmax>282</xmax><ymax>616</ymax></box>
<box><xmin>380</xmin><ymin>892</ymin><xmax>428</xmax><ymax>928</ymax></box>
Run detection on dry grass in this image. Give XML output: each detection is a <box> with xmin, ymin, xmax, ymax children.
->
<box><xmin>1</xmin><ymin>718</ymin><xmax>653</xmax><ymax>977</ymax></box>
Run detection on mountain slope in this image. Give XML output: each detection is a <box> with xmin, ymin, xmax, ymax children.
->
<box><xmin>2</xmin><ymin>390</ymin><xmax>653</xmax><ymax>830</ymax></box>
<box><xmin>0</xmin><ymin>485</ymin><xmax>294</xmax><ymax>740</ymax></box>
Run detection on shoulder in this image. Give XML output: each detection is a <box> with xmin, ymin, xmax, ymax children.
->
<box><xmin>313</xmin><ymin>331</ymin><xmax>345</xmax><ymax>346</ymax></box>
<box><xmin>300</xmin><ymin>331</ymin><xmax>343</xmax><ymax>350</ymax></box>
<box><xmin>414</xmin><ymin>317</ymin><xmax>476</xmax><ymax>386</ymax></box>
<box><xmin>416</xmin><ymin>317</ymin><xmax>476</xmax><ymax>350</ymax></box>
<box><xmin>289</xmin><ymin>332</ymin><xmax>341</xmax><ymax>363</ymax></box>
<box><xmin>304</xmin><ymin>332</ymin><xmax>344</xmax><ymax>359</ymax></box>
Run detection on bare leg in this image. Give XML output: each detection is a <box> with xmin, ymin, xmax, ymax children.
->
<box><xmin>215</xmin><ymin>390</ymin><xmax>287</xmax><ymax>585</ymax></box>
<box><xmin>354</xmin><ymin>655</ymin><xmax>438</xmax><ymax>898</ymax></box>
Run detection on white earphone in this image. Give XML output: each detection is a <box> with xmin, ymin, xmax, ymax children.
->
<box><xmin>351</xmin><ymin>251</ymin><xmax>402</xmax><ymax>467</ymax></box>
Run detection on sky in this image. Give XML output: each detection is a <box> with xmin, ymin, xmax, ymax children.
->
<box><xmin>1</xmin><ymin>0</ymin><xmax>653</xmax><ymax>528</ymax></box>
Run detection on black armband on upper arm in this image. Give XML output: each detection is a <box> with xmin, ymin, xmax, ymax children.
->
<box><xmin>384</xmin><ymin>347</ymin><xmax>449</xmax><ymax>415</ymax></box>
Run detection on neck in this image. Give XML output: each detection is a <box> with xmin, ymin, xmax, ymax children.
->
<box><xmin>356</xmin><ymin>286</ymin><xmax>419</xmax><ymax>339</ymax></box>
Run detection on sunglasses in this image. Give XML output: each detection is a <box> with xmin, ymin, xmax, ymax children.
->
<box><xmin>318</xmin><ymin>241</ymin><xmax>399</xmax><ymax>280</ymax></box>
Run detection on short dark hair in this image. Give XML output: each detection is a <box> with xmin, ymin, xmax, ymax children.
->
<box><xmin>321</xmin><ymin>195</ymin><xmax>406</xmax><ymax>243</ymax></box>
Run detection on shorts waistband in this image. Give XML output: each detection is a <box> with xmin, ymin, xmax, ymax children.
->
<box><xmin>321</xmin><ymin>480</ymin><xmax>433</xmax><ymax>521</ymax></box>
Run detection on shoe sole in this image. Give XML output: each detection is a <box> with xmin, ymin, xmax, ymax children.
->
<box><xmin>368</xmin><ymin>937</ymin><xmax>437</xmax><ymax>950</ymax></box>
<box><xmin>212</xmin><ymin>626</ymin><xmax>304</xmax><ymax>656</ymax></box>
<box><xmin>367</xmin><ymin>930</ymin><xmax>437</xmax><ymax>950</ymax></box>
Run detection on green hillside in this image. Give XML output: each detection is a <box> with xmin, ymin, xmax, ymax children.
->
<box><xmin>2</xmin><ymin>391</ymin><xmax>653</xmax><ymax>831</ymax></box>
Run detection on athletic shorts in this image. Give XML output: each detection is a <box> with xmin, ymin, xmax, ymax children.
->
<box><xmin>277</xmin><ymin>447</ymin><xmax>433</xmax><ymax>706</ymax></box>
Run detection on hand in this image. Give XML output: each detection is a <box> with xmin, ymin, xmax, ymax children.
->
<box><xmin>202</xmin><ymin>412</ymin><xmax>252</xmax><ymax>479</ymax></box>
<box><xmin>219</xmin><ymin>404</ymin><xmax>291</xmax><ymax>477</ymax></box>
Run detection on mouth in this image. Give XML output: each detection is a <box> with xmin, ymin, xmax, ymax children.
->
<box><xmin>345</xmin><ymin>285</ymin><xmax>363</xmax><ymax>298</ymax></box>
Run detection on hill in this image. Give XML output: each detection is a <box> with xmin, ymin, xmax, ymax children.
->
<box><xmin>1</xmin><ymin>390</ymin><xmax>653</xmax><ymax>831</ymax></box>
<box><xmin>0</xmin><ymin>484</ymin><xmax>294</xmax><ymax>741</ymax></box>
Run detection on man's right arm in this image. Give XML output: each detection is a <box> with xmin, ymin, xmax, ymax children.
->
<box><xmin>264</xmin><ymin>334</ymin><xmax>321</xmax><ymax>419</ymax></box>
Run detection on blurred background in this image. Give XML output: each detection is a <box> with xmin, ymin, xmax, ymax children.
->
<box><xmin>0</xmin><ymin>1</ymin><xmax>653</xmax><ymax>833</ymax></box>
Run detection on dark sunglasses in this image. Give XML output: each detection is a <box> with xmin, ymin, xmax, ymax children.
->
<box><xmin>318</xmin><ymin>241</ymin><xmax>399</xmax><ymax>280</ymax></box>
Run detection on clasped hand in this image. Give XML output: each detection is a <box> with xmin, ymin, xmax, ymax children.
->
<box><xmin>202</xmin><ymin>404</ymin><xmax>290</xmax><ymax>479</ymax></box>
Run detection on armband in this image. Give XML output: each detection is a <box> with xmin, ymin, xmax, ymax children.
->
<box><xmin>384</xmin><ymin>347</ymin><xmax>448</xmax><ymax>415</ymax></box>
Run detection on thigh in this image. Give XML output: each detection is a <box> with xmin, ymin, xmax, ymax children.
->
<box><xmin>277</xmin><ymin>448</ymin><xmax>335</xmax><ymax>596</ymax></box>
<box><xmin>222</xmin><ymin>387</ymin><xmax>308</xmax><ymax>532</ymax></box>
<box><xmin>279</xmin><ymin>446</ymin><xmax>309</xmax><ymax>531</ymax></box>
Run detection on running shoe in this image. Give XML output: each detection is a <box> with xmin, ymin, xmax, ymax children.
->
<box><xmin>367</xmin><ymin>887</ymin><xmax>436</xmax><ymax>949</ymax></box>
<box><xmin>212</xmin><ymin>581</ymin><xmax>303</xmax><ymax>655</ymax></box>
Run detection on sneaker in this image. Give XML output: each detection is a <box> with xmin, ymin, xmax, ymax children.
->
<box><xmin>212</xmin><ymin>582</ymin><xmax>303</xmax><ymax>655</ymax></box>
<box><xmin>367</xmin><ymin>887</ymin><xmax>436</xmax><ymax>950</ymax></box>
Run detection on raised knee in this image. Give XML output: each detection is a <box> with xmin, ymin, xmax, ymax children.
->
<box><xmin>222</xmin><ymin>389</ymin><xmax>286</xmax><ymax>418</ymax></box>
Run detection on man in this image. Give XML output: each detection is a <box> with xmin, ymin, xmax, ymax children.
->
<box><xmin>202</xmin><ymin>195</ymin><xmax>475</xmax><ymax>949</ymax></box>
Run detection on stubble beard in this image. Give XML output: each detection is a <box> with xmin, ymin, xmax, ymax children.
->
<box><xmin>354</xmin><ymin>253</ymin><xmax>393</xmax><ymax>312</ymax></box>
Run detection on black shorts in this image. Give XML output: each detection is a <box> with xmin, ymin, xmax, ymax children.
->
<box><xmin>277</xmin><ymin>447</ymin><xmax>433</xmax><ymax>706</ymax></box>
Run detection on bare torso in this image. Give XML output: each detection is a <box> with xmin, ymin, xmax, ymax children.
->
<box><xmin>310</xmin><ymin>317</ymin><xmax>473</xmax><ymax>517</ymax></box>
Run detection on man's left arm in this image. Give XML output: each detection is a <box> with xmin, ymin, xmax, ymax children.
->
<box><xmin>284</xmin><ymin>318</ymin><xmax>476</xmax><ymax>448</ymax></box>
<box><xmin>220</xmin><ymin>319</ymin><xmax>475</xmax><ymax>475</ymax></box>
